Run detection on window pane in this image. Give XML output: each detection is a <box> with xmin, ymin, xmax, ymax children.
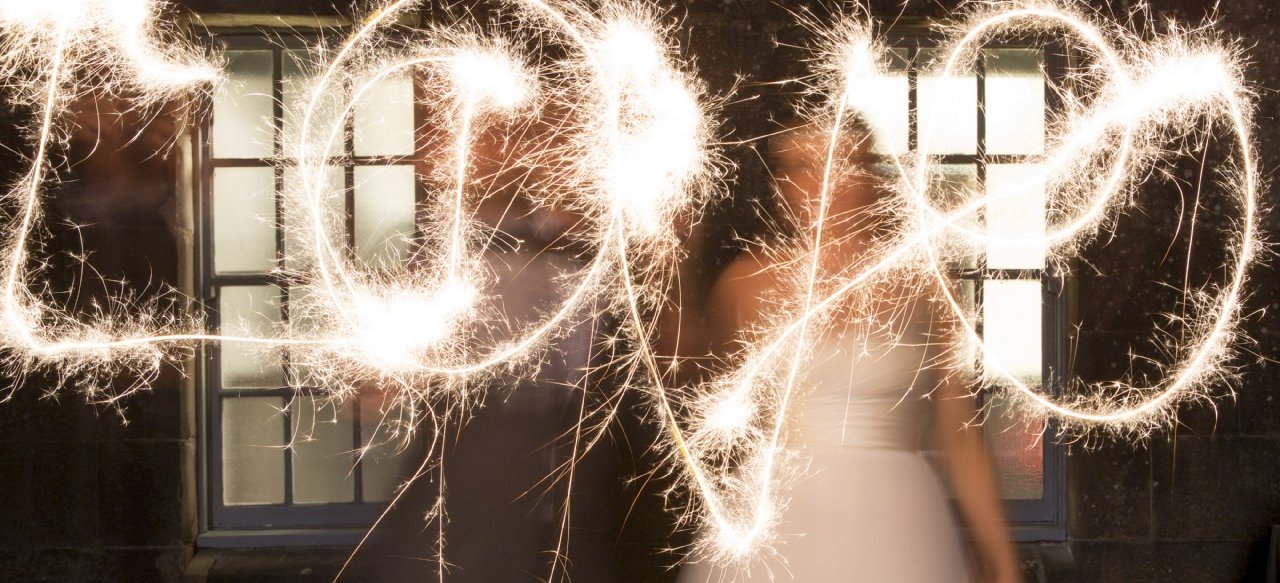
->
<box><xmin>213</xmin><ymin>50</ymin><xmax>274</xmax><ymax>159</ymax></box>
<box><xmin>213</xmin><ymin>166</ymin><xmax>277</xmax><ymax>274</ymax></box>
<box><xmin>291</xmin><ymin>397</ymin><xmax>356</xmax><ymax>504</ymax></box>
<box><xmin>986</xmin><ymin>163</ymin><xmax>1046</xmax><ymax>269</ymax></box>
<box><xmin>848</xmin><ymin>48</ymin><xmax>909</xmax><ymax>155</ymax></box>
<box><xmin>918</xmin><ymin>49</ymin><xmax>977</xmax><ymax>155</ymax></box>
<box><xmin>286</xmin><ymin>285</ymin><xmax>319</xmax><ymax>387</ymax></box>
<box><xmin>222</xmin><ymin>396</ymin><xmax>286</xmax><ymax>505</ymax></box>
<box><xmin>282</xmin><ymin>165</ymin><xmax>345</xmax><ymax>271</ymax></box>
<box><xmin>282</xmin><ymin>49</ymin><xmax>344</xmax><ymax>159</ymax></box>
<box><xmin>985</xmin><ymin>49</ymin><xmax>1045</xmax><ymax>155</ymax></box>
<box><xmin>985</xmin><ymin>391</ymin><xmax>1045</xmax><ymax>500</ymax></box>
<box><xmin>353</xmin><ymin>72</ymin><xmax>414</xmax><ymax>157</ymax></box>
<box><xmin>219</xmin><ymin>285</ymin><xmax>284</xmax><ymax>389</ymax></box>
<box><xmin>354</xmin><ymin>165</ymin><xmax>416</xmax><ymax>268</ymax></box>
<box><xmin>360</xmin><ymin>402</ymin><xmax>426</xmax><ymax>502</ymax></box>
<box><xmin>982</xmin><ymin>279</ymin><xmax>1042</xmax><ymax>385</ymax></box>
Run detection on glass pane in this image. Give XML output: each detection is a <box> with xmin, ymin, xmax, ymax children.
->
<box><xmin>354</xmin><ymin>165</ymin><xmax>416</xmax><ymax>268</ymax></box>
<box><xmin>986</xmin><ymin>163</ymin><xmax>1046</xmax><ymax>269</ymax></box>
<box><xmin>219</xmin><ymin>285</ymin><xmax>284</xmax><ymax>389</ymax></box>
<box><xmin>985</xmin><ymin>391</ymin><xmax>1045</xmax><ymax>500</ymax></box>
<box><xmin>213</xmin><ymin>50</ymin><xmax>274</xmax><ymax>159</ymax></box>
<box><xmin>222</xmin><ymin>396</ymin><xmax>285</xmax><ymax>505</ymax></box>
<box><xmin>985</xmin><ymin>49</ymin><xmax>1045</xmax><ymax>156</ymax></box>
<box><xmin>847</xmin><ymin>48</ymin><xmax>909</xmax><ymax>155</ymax></box>
<box><xmin>360</xmin><ymin>401</ymin><xmax>426</xmax><ymax>502</ymax></box>
<box><xmin>982</xmin><ymin>279</ymin><xmax>1042</xmax><ymax>385</ymax></box>
<box><xmin>282</xmin><ymin>165</ymin><xmax>345</xmax><ymax>270</ymax></box>
<box><xmin>353</xmin><ymin>72</ymin><xmax>414</xmax><ymax>157</ymax></box>
<box><xmin>282</xmin><ymin>49</ymin><xmax>344</xmax><ymax>159</ymax></box>
<box><xmin>213</xmin><ymin>166</ymin><xmax>277</xmax><ymax>274</ymax></box>
<box><xmin>918</xmin><ymin>49</ymin><xmax>977</xmax><ymax>155</ymax></box>
<box><xmin>931</xmin><ymin>164</ymin><xmax>980</xmax><ymax>270</ymax></box>
<box><xmin>291</xmin><ymin>397</ymin><xmax>356</xmax><ymax>504</ymax></box>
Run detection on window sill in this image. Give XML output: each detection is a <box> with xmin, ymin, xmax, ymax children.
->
<box><xmin>185</xmin><ymin>547</ymin><xmax>349</xmax><ymax>583</ymax></box>
<box><xmin>197</xmin><ymin>528</ymin><xmax>370</xmax><ymax>549</ymax></box>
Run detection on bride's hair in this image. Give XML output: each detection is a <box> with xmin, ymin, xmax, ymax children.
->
<box><xmin>759</xmin><ymin>109</ymin><xmax>879</xmax><ymax>242</ymax></box>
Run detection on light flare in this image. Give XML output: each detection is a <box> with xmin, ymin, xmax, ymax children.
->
<box><xmin>592</xmin><ymin>17</ymin><xmax>708</xmax><ymax>238</ymax></box>
<box><xmin>347</xmin><ymin>279</ymin><xmax>478</xmax><ymax>373</ymax></box>
<box><xmin>445</xmin><ymin>44</ymin><xmax>535</xmax><ymax>112</ymax></box>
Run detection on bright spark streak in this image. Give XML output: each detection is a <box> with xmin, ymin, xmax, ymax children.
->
<box><xmin>0</xmin><ymin>0</ymin><xmax>718</xmax><ymax>576</ymax></box>
<box><xmin>0</xmin><ymin>0</ymin><xmax>1263</xmax><ymax>578</ymax></box>
<box><xmin>662</xmin><ymin>0</ymin><xmax>1263</xmax><ymax>569</ymax></box>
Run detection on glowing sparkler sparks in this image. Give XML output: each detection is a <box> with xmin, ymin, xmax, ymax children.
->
<box><xmin>0</xmin><ymin>0</ymin><xmax>716</xmax><ymax>397</ymax></box>
<box><xmin>592</xmin><ymin>16</ymin><xmax>707</xmax><ymax>238</ymax></box>
<box><xmin>0</xmin><ymin>0</ymin><xmax>220</xmax><ymax>404</ymax></box>
<box><xmin>661</xmin><ymin>0</ymin><xmax>1261</xmax><ymax>568</ymax></box>
<box><xmin>0</xmin><ymin>0</ymin><xmax>718</xmax><ymax>573</ymax></box>
<box><xmin>0</xmin><ymin>0</ymin><xmax>1263</xmax><ymax>577</ymax></box>
<box><xmin>0</xmin><ymin>0</ymin><xmax>219</xmax><ymax>93</ymax></box>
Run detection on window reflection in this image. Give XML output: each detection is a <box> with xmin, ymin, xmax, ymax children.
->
<box><xmin>219</xmin><ymin>285</ymin><xmax>284</xmax><ymax>389</ymax></box>
<box><xmin>850</xmin><ymin>49</ymin><xmax>911</xmax><ymax>155</ymax></box>
<box><xmin>353</xmin><ymin>164</ymin><xmax>416</xmax><ymax>268</ymax></box>
<box><xmin>213</xmin><ymin>167</ymin><xmax>276</xmax><ymax>274</ymax></box>
<box><xmin>291</xmin><ymin>397</ymin><xmax>357</xmax><ymax>504</ymax></box>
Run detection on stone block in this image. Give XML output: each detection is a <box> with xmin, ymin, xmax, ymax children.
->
<box><xmin>1067</xmin><ymin>441</ymin><xmax>1152</xmax><ymax>539</ymax></box>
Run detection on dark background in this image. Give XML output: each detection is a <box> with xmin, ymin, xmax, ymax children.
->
<box><xmin>0</xmin><ymin>0</ymin><xmax>1278</xmax><ymax>581</ymax></box>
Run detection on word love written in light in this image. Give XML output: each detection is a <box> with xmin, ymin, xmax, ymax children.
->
<box><xmin>0</xmin><ymin>0</ymin><xmax>1260</xmax><ymax>570</ymax></box>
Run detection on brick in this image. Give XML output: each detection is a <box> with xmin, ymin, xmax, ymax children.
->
<box><xmin>1067</xmin><ymin>441</ymin><xmax>1152</xmax><ymax>540</ymax></box>
<box><xmin>1150</xmin><ymin>435</ymin><xmax>1280</xmax><ymax>542</ymax></box>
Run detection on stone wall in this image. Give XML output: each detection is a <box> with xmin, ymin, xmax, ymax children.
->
<box><xmin>0</xmin><ymin>98</ymin><xmax>195</xmax><ymax>579</ymax></box>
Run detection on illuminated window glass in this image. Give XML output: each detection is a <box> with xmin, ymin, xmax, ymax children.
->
<box><xmin>202</xmin><ymin>37</ymin><xmax>424</xmax><ymax>534</ymax></box>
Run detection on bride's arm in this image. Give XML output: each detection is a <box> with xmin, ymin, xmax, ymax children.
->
<box><xmin>934</xmin><ymin>374</ymin><xmax>1024</xmax><ymax>583</ymax></box>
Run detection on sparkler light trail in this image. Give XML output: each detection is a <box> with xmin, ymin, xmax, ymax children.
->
<box><xmin>0</xmin><ymin>0</ymin><xmax>220</xmax><ymax>403</ymax></box>
<box><xmin>0</xmin><ymin>0</ymin><xmax>721</xmax><ymax>576</ymax></box>
<box><xmin>661</xmin><ymin>0</ymin><xmax>1262</xmax><ymax>569</ymax></box>
<box><xmin>0</xmin><ymin>0</ymin><xmax>1263</xmax><ymax>578</ymax></box>
<box><xmin>0</xmin><ymin>0</ymin><xmax>719</xmax><ymax>402</ymax></box>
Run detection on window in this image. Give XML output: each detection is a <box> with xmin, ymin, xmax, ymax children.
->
<box><xmin>862</xmin><ymin>36</ymin><xmax>1067</xmax><ymax>539</ymax></box>
<box><xmin>198</xmin><ymin>33</ymin><xmax>424</xmax><ymax>542</ymax></box>
<box><xmin>196</xmin><ymin>28</ymin><xmax>594</xmax><ymax>548</ymax></box>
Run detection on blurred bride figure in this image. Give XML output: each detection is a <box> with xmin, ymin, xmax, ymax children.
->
<box><xmin>665</xmin><ymin>116</ymin><xmax>1022</xmax><ymax>582</ymax></box>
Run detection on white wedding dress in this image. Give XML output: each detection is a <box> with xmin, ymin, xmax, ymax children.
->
<box><xmin>680</xmin><ymin>318</ymin><xmax>972</xmax><ymax>582</ymax></box>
